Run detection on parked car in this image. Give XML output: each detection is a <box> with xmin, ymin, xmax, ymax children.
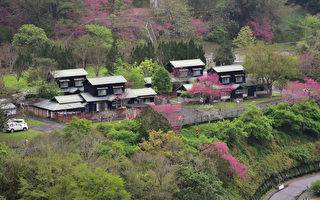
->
<box><xmin>7</xmin><ymin>118</ymin><xmax>26</xmax><ymax>124</ymax></box>
<box><xmin>5</xmin><ymin>119</ymin><xmax>28</xmax><ymax>133</ymax></box>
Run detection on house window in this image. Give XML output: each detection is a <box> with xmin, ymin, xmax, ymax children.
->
<box><xmin>113</xmin><ymin>87</ymin><xmax>123</xmax><ymax>95</ymax></box>
<box><xmin>179</xmin><ymin>70</ymin><xmax>188</xmax><ymax>78</ymax></box>
<box><xmin>222</xmin><ymin>77</ymin><xmax>230</xmax><ymax>84</ymax></box>
<box><xmin>98</xmin><ymin>89</ymin><xmax>107</xmax><ymax>96</ymax></box>
<box><xmin>75</xmin><ymin>80</ymin><xmax>83</xmax><ymax>87</ymax></box>
<box><xmin>235</xmin><ymin>89</ymin><xmax>244</xmax><ymax>94</ymax></box>
<box><xmin>235</xmin><ymin>75</ymin><xmax>243</xmax><ymax>83</ymax></box>
<box><xmin>60</xmin><ymin>81</ymin><xmax>68</xmax><ymax>88</ymax></box>
<box><xmin>193</xmin><ymin>70</ymin><xmax>201</xmax><ymax>76</ymax></box>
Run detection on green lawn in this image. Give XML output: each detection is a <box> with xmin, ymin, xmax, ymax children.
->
<box><xmin>183</xmin><ymin>97</ymin><xmax>283</xmax><ymax>111</ymax></box>
<box><xmin>3</xmin><ymin>73</ymin><xmax>29</xmax><ymax>90</ymax></box>
<box><xmin>26</xmin><ymin>118</ymin><xmax>47</xmax><ymax>126</ymax></box>
<box><xmin>86</xmin><ymin>66</ymin><xmax>109</xmax><ymax>78</ymax></box>
<box><xmin>0</xmin><ymin>129</ymin><xmax>46</xmax><ymax>148</ymax></box>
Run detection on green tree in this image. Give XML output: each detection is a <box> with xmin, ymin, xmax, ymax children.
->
<box><xmin>73</xmin><ymin>34</ymin><xmax>95</xmax><ymax>69</ymax></box>
<box><xmin>66</xmin><ymin>164</ymin><xmax>131</xmax><ymax>200</ymax></box>
<box><xmin>265</xmin><ymin>102</ymin><xmax>304</xmax><ymax>132</ymax></box>
<box><xmin>138</xmin><ymin>58</ymin><xmax>161</xmax><ymax>77</ymax></box>
<box><xmin>238</xmin><ymin>106</ymin><xmax>273</xmax><ymax>142</ymax></box>
<box><xmin>124</xmin><ymin>68</ymin><xmax>145</xmax><ymax>89</ymax></box>
<box><xmin>10</xmin><ymin>0</ymin><xmax>85</xmax><ymax>36</ymax></box>
<box><xmin>299</xmin><ymin>14</ymin><xmax>320</xmax><ymax>38</ymax></box>
<box><xmin>62</xmin><ymin>117</ymin><xmax>93</xmax><ymax>137</ymax></box>
<box><xmin>174</xmin><ymin>166</ymin><xmax>225</xmax><ymax>200</ymax></box>
<box><xmin>152</xmin><ymin>67</ymin><xmax>172</xmax><ymax>94</ymax></box>
<box><xmin>136</xmin><ymin>106</ymin><xmax>171</xmax><ymax>140</ymax></box>
<box><xmin>233</xmin><ymin>26</ymin><xmax>256</xmax><ymax>48</ymax></box>
<box><xmin>244</xmin><ymin>41</ymin><xmax>298</xmax><ymax>97</ymax></box>
<box><xmin>13</xmin><ymin>52</ymin><xmax>32</xmax><ymax>89</ymax></box>
<box><xmin>292</xmin><ymin>100</ymin><xmax>320</xmax><ymax>137</ymax></box>
<box><xmin>86</xmin><ymin>25</ymin><xmax>113</xmax><ymax>77</ymax></box>
<box><xmin>163</xmin><ymin>0</ymin><xmax>194</xmax><ymax>37</ymax></box>
<box><xmin>12</xmin><ymin>24</ymin><xmax>48</xmax><ymax>48</ymax></box>
<box><xmin>34</xmin><ymin>80</ymin><xmax>61</xmax><ymax>99</ymax></box>
<box><xmin>105</xmin><ymin>40</ymin><xmax>122</xmax><ymax>75</ymax></box>
<box><xmin>213</xmin><ymin>43</ymin><xmax>235</xmax><ymax>66</ymax></box>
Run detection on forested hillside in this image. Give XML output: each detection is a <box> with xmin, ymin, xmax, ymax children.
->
<box><xmin>1</xmin><ymin>0</ymin><xmax>320</xmax><ymax>200</ymax></box>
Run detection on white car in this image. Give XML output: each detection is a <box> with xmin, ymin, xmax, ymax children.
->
<box><xmin>5</xmin><ymin>119</ymin><xmax>28</xmax><ymax>133</ymax></box>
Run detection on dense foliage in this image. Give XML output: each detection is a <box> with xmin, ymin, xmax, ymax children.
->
<box><xmin>0</xmin><ymin>100</ymin><xmax>319</xmax><ymax>199</ymax></box>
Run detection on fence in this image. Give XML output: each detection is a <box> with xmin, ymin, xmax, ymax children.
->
<box><xmin>27</xmin><ymin>106</ymin><xmax>140</xmax><ymax>123</ymax></box>
<box><xmin>249</xmin><ymin>161</ymin><xmax>320</xmax><ymax>200</ymax></box>
<box><xmin>177</xmin><ymin>99</ymin><xmax>283</xmax><ymax>126</ymax></box>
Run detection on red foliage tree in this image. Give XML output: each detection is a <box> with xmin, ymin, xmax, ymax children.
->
<box><xmin>188</xmin><ymin>74</ymin><xmax>234</xmax><ymax>102</ymax></box>
<box><xmin>247</xmin><ymin>17</ymin><xmax>274</xmax><ymax>42</ymax></box>
<box><xmin>198</xmin><ymin>142</ymin><xmax>247</xmax><ymax>180</ymax></box>
<box><xmin>281</xmin><ymin>78</ymin><xmax>320</xmax><ymax>104</ymax></box>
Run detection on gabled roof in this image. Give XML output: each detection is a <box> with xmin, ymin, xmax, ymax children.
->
<box><xmin>33</xmin><ymin>100</ymin><xmax>86</xmax><ymax>111</ymax></box>
<box><xmin>182</xmin><ymin>84</ymin><xmax>193</xmax><ymax>91</ymax></box>
<box><xmin>51</xmin><ymin>68</ymin><xmax>88</xmax><ymax>79</ymax></box>
<box><xmin>125</xmin><ymin>88</ymin><xmax>157</xmax><ymax>99</ymax></box>
<box><xmin>80</xmin><ymin>92</ymin><xmax>116</xmax><ymax>102</ymax></box>
<box><xmin>52</xmin><ymin>94</ymin><xmax>83</xmax><ymax>104</ymax></box>
<box><xmin>87</xmin><ymin>75</ymin><xmax>127</xmax><ymax>86</ymax></box>
<box><xmin>211</xmin><ymin>64</ymin><xmax>245</xmax><ymax>73</ymax></box>
<box><xmin>169</xmin><ymin>59</ymin><xmax>205</xmax><ymax>68</ymax></box>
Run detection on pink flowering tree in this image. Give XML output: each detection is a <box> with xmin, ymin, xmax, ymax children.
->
<box><xmin>150</xmin><ymin>104</ymin><xmax>181</xmax><ymax>131</ymax></box>
<box><xmin>247</xmin><ymin>17</ymin><xmax>274</xmax><ymax>42</ymax></box>
<box><xmin>191</xmin><ymin>18</ymin><xmax>209</xmax><ymax>39</ymax></box>
<box><xmin>298</xmin><ymin>51</ymin><xmax>320</xmax><ymax>80</ymax></box>
<box><xmin>188</xmin><ymin>74</ymin><xmax>234</xmax><ymax>102</ymax></box>
<box><xmin>281</xmin><ymin>78</ymin><xmax>320</xmax><ymax>104</ymax></box>
<box><xmin>198</xmin><ymin>142</ymin><xmax>247</xmax><ymax>180</ymax></box>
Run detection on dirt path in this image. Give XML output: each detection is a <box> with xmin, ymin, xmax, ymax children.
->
<box><xmin>27</xmin><ymin>116</ymin><xmax>65</xmax><ymax>134</ymax></box>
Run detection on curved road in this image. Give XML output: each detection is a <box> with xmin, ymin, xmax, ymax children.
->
<box><xmin>269</xmin><ymin>173</ymin><xmax>320</xmax><ymax>200</ymax></box>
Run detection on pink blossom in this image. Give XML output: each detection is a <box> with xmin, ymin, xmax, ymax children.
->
<box><xmin>281</xmin><ymin>78</ymin><xmax>320</xmax><ymax>104</ymax></box>
<box><xmin>189</xmin><ymin>74</ymin><xmax>234</xmax><ymax>101</ymax></box>
<box><xmin>248</xmin><ymin>17</ymin><xmax>274</xmax><ymax>42</ymax></box>
<box><xmin>198</xmin><ymin>142</ymin><xmax>247</xmax><ymax>180</ymax></box>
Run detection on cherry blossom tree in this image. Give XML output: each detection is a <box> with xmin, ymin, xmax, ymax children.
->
<box><xmin>191</xmin><ymin>18</ymin><xmax>209</xmax><ymax>39</ymax></box>
<box><xmin>150</xmin><ymin>104</ymin><xmax>180</xmax><ymax>131</ymax></box>
<box><xmin>188</xmin><ymin>74</ymin><xmax>234</xmax><ymax>102</ymax></box>
<box><xmin>247</xmin><ymin>17</ymin><xmax>274</xmax><ymax>42</ymax></box>
<box><xmin>198</xmin><ymin>142</ymin><xmax>247</xmax><ymax>180</ymax></box>
<box><xmin>298</xmin><ymin>51</ymin><xmax>320</xmax><ymax>80</ymax></box>
<box><xmin>281</xmin><ymin>78</ymin><xmax>320</xmax><ymax>104</ymax></box>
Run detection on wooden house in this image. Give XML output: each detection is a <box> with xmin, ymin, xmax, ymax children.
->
<box><xmin>125</xmin><ymin>88</ymin><xmax>157</xmax><ymax>104</ymax></box>
<box><xmin>50</xmin><ymin>68</ymin><xmax>88</xmax><ymax>95</ymax></box>
<box><xmin>81</xmin><ymin>75</ymin><xmax>127</xmax><ymax>111</ymax></box>
<box><xmin>208</xmin><ymin>64</ymin><xmax>256</xmax><ymax>99</ymax></box>
<box><xmin>166</xmin><ymin>59</ymin><xmax>205</xmax><ymax>84</ymax></box>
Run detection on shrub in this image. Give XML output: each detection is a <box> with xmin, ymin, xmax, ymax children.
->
<box><xmin>311</xmin><ymin>179</ymin><xmax>320</xmax><ymax>195</ymax></box>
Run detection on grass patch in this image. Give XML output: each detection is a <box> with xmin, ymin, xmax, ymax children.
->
<box><xmin>183</xmin><ymin>97</ymin><xmax>283</xmax><ymax>111</ymax></box>
<box><xmin>86</xmin><ymin>66</ymin><xmax>109</xmax><ymax>78</ymax></box>
<box><xmin>26</xmin><ymin>118</ymin><xmax>47</xmax><ymax>126</ymax></box>
<box><xmin>169</xmin><ymin>97</ymin><xmax>178</xmax><ymax>102</ymax></box>
<box><xmin>0</xmin><ymin>129</ymin><xmax>46</xmax><ymax>148</ymax></box>
<box><xmin>3</xmin><ymin>74</ymin><xmax>29</xmax><ymax>90</ymax></box>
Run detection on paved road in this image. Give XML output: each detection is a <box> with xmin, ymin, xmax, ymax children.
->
<box><xmin>269</xmin><ymin>173</ymin><xmax>320</xmax><ymax>200</ymax></box>
<box><xmin>28</xmin><ymin>116</ymin><xmax>65</xmax><ymax>134</ymax></box>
